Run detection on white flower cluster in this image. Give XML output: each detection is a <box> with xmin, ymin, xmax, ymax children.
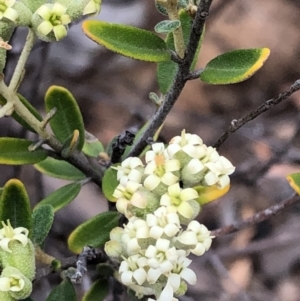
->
<box><xmin>106</xmin><ymin>131</ymin><xmax>235</xmax><ymax>301</ymax></box>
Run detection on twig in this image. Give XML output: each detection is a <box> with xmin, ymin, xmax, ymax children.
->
<box><xmin>127</xmin><ymin>0</ymin><xmax>214</xmax><ymax>158</ymax></box>
<box><xmin>214</xmin><ymin>80</ymin><xmax>300</xmax><ymax>150</ymax></box>
<box><xmin>185</xmin><ymin>68</ymin><xmax>204</xmax><ymax>80</ymax></box>
<box><xmin>111</xmin><ymin>130</ymin><xmax>135</xmax><ymax>164</ymax></box>
<box><xmin>211</xmin><ymin>193</ymin><xmax>300</xmax><ymax>237</ymax></box>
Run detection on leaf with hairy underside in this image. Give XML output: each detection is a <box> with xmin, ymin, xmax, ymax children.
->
<box><xmin>46</xmin><ymin>279</ymin><xmax>76</xmax><ymax>301</ymax></box>
<box><xmin>68</xmin><ymin>211</ymin><xmax>119</xmax><ymax>254</ymax></box>
<box><xmin>45</xmin><ymin>86</ymin><xmax>85</xmax><ymax>150</ymax></box>
<box><xmin>82</xmin><ymin>20</ymin><xmax>171</xmax><ymax>62</ymax></box>
<box><xmin>34</xmin><ymin>182</ymin><xmax>81</xmax><ymax>212</ymax></box>
<box><xmin>82</xmin><ymin>279</ymin><xmax>109</xmax><ymax>301</ymax></box>
<box><xmin>0</xmin><ymin>179</ymin><xmax>32</xmax><ymax>234</ymax></box>
<box><xmin>0</xmin><ymin>138</ymin><xmax>47</xmax><ymax>165</ymax></box>
<box><xmin>155</xmin><ymin>20</ymin><xmax>181</xmax><ymax>34</ymax></box>
<box><xmin>200</xmin><ymin>48</ymin><xmax>270</xmax><ymax>84</ymax></box>
<box><xmin>34</xmin><ymin>157</ymin><xmax>85</xmax><ymax>180</ymax></box>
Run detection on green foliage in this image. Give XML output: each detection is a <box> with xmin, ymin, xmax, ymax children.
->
<box><xmin>200</xmin><ymin>48</ymin><xmax>271</xmax><ymax>84</ymax></box>
<box><xmin>82</xmin><ymin>279</ymin><xmax>109</xmax><ymax>301</ymax></box>
<box><xmin>157</xmin><ymin>10</ymin><xmax>204</xmax><ymax>94</ymax></box>
<box><xmin>46</xmin><ymin>279</ymin><xmax>77</xmax><ymax>301</ymax></box>
<box><xmin>82</xmin><ymin>20</ymin><xmax>171</xmax><ymax>62</ymax></box>
<box><xmin>45</xmin><ymin>86</ymin><xmax>85</xmax><ymax>150</ymax></box>
<box><xmin>35</xmin><ymin>182</ymin><xmax>81</xmax><ymax>212</ymax></box>
<box><xmin>193</xmin><ymin>184</ymin><xmax>230</xmax><ymax>205</ymax></box>
<box><xmin>83</xmin><ymin>135</ymin><xmax>104</xmax><ymax>158</ymax></box>
<box><xmin>32</xmin><ymin>204</ymin><xmax>54</xmax><ymax>246</ymax></box>
<box><xmin>287</xmin><ymin>173</ymin><xmax>300</xmax><ymax>194</ymax></box>
<box><xmin>155</xmin><ymin>20</ymin><xmax>181</xmax><ymax>34</ymax></box>
<box><xmin>34</xmin><ymin>157</ymin><xmax>85</xmax><ymax>180</ymax></box>
<box><xmin>0</xmin><ymin>94</ymin><xmax>42</xmax><ymax>133</ymax></box>
<box><xmin>0</xmin><ymin>138</ymin><xmax>47</xmax><ymax>165</ymax></box>
<box><xmin>0</xmin><ymin>179</ymin><xmax>32</xmax><ymax>233</ymax></box>
<box><xmin>102</xmin><ymin>166</ymin><xmax>119</xmax><ymax>202</ymax></box>
<box><xmin>68</xmin><ymin>211</ymin><xmax>119</xmax><ymax>253</ymax></box>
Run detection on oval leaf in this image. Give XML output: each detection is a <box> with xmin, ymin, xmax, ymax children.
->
<box><xmin>82</xmin><ymin>279</ymin><xmax>109</xmax><ymax>301</ymax></box>
<box><xmin>83</xmin><ymin>132</ymin><xmax>104</xmax><ymax>158</ymax></box>
<box><xmin>34</xmin><ymin>157</ymin><xmax>85</xmax><ymax>180</ymax></box>
<box><xmin>155</xmin><ymin>20</ymin><xmax>181</xmax><ymax>34</ymax></box>
<box><xmin>68</xmin><ymin>211</ymin><xmax>119</xmax><ymax>254</ymax></box>
<box><xmin>102</xmin><ymin>166</ymin><xmax>119</xmax><ymax>202</ymax></box>
<box><xmin>193</xmin><ymin>184</ymin><xmax>230</xmax><ymax>205</ymax></box>
<box><xmin>35</xmin><ymin>182</ymin><xmax>81</xmax><ymax>212</ymax></box>
<box><xmin>45</xmin><ymin>86</ymin><xmax>85</xmax><ymax>150</ymax></box>
<box><xmin>0</xmin><ymin>179</ymin><xmax>32</xmax><ymax>233</ymax></box>
<box><xmin>157</xmin><ymin>10</ymin><xmax>203</xmax><ymax>93</ymax></box>
<box><xmin>46</xmin><ymin>279</ymin><xmax>76</xmax><ymax>301</ymax></box>
<box><xmin>82</xmin><ymin>20</ymin><xmax>171</xmax><ymax>62</ymax></box>
<box><xmin>32</xmin><ymin>204</ymin><xmax>54</xmax><ymax>246</ymax></box>
<box><xmin>200</xmin><ymin>48</ymin><xmax>270</xmax><ymax>85</ymax></box>
<box><xmin>287</xmin><ymin>173</ymin><xmax>300</xmax><ymax>195</ymax></box>
<box><xmin>0</xmin><ymin>138</ymin><xmax>47</xmax><ymax>165</ymax></box>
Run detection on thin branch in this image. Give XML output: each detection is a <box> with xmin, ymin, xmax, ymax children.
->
<box><xmin>214</xmin><ymin>80</ymin><xmax>300</xmax><ymax>150</ymax></box>
<box><xmin>211</xmin><ymin>193</ymin><xmax>300</xmax><ymax>237</ymax></box>
<box><xmin>127</xmin><ymin>0</ymin><xmax>214</xmax><ymax>158</ymax></box>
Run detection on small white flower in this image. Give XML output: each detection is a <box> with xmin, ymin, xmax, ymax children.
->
<box><xmin>145</xmin><ymin>143</ymin><xmax>169</xmax><ymax>163</ymax></box>
<box><xmin>0</xmin><ymin>0</ymin><xmax>18</xmax><ymax>22</ymax></box>
<box><xmin>0</xmin><ymin>220</ymin><xmax>28</xmax><ymax>253</ymax></box>
<box><xmin>146</xmin><ymin>207</ymin><xmax>181</xmax><ymax>239</ymax></box>
<box><xmin>187</xmin><ymin>221</ymin><xmax>214</xmax><ymax>256</ymax></box>
<box><xmin>37</xmin><ymin>3</ymin><xmax>71</xmax><ymax>41</ymax></box>
<box><xmin>160</xmin><ymin>183</ymin><xmax>198</xmax><ymax>219</ymax></box>
<box><xmin>83</xmin><ymin>0</ymin><xmax>102</xmax><ymax>16</ymax></box>
<box><xmin>0</xmin><ymin>274</ymin><xmax>24</xmax><ymax>292</ymax></box>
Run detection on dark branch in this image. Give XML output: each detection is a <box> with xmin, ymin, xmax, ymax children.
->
<box><xmin>211</xmin><ymin>193</ymin><xmax>300</xmax><ymax>237</ymax></box>
<box><xmin>127</xmin><ymin>0</ymin><xmax>214</xmax><ymax>158</ymax></box>
<box><xmin>185</xmin><ymin>68</ymin><xmax>204</xmax><ymax>80</ymax></box>
<box><xmin>214</xmin><ymin>79</ymin><xmax>300</xmax><ymax>150</ymax></box>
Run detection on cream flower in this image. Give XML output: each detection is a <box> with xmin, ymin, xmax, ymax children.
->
<box><xmin>37</xmin><ymin>3</ymin><xmax>71</xmax><ymax>41</ymax></box>
<box><xmin>145</xmin><ymin>143</ymin><xmax>169</xmax><ymax>163</ymax></box>
<box><xmin>0</xmin><ymin>0</ymin><xmax>18</xmax><ymax>22</ymax></box>
<box><xmin>160</xmin><ymin>183</ymin><xmax>198</xmax><ymax>219</ymax></box>
<box><xmin>83</xmin><ymin>0</ymin><xmax>102</xmax><ymax>16</ymax></box>
<box><xmin>114</xmin><ymin>157</ymin><xmax>144</xmax><ymax>184</ymax></box>
<box><xmin>0</xmin><ymin>274</ymin><xmax>24</xmax><ymax>292</ymax></box>
<box><xmin>0</xmin><ymin>220</ymin><xmax>28</xmax><ymax>253</ymax></box>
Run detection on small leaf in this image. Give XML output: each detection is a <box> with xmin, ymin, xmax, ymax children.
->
<box><xmin>287</xmin><ymin>173</ymin><xmax>300</xmax><ymax>195</ymax></box>
<box><xmin>35</xmin><ymin>182</ymin><xmax>81</xmax><ymax>212</ymax></box>
<box><xmin>68</xmin><ymin>211</ymin><xmax>119</xmax><ymax>254</ymax></box>
<box><xmin>155</xmin><ymin>2</ymin><xmax>168</xmax><ymax>15</ymax></box>
<box><xmin>32</xmin><ymin>204</ymin><xmax>54</xmax><ymax>246</ymax></box>
<box><xmin>193</xmin><ymin>184</ymin><xmax>230</xmax><ymax>205</ymax></box>
<box><xmin>45</xmin><ymin>86</ymin><xmax>85</xmax><ymax>150</ymax></box>
<box><xmin>34</xmin><ymin>157</ymin><xmax>85</xmax><ymax>180</ymax></box>
<box><xmin>0</xmin><ymin>179</ymin><xmax>32</xmax><ymax>233</ymax></box>
<box><xmin>0</xmin><ymin>94</ymin><xmax>43</xmax><ymax>133</ymax></box>
<box><xmin>157</xmin><ymin>10</ymin><xmax>200</xmax><ymax>93</ymax></box>
<box><xmin>82</xmin><ymin>20</ymin><xmax>171</xmax><ymax>62</ymax></box>
<box><xmin>102</xmin><ymin>166</ymin><xmax>119</xmax><ymax>202</ymax></box>
<box><xmin>200</xmin><ymin>48</ymin><xmax>270</xmax><ymax>85</ymax></box>
<box><xmin>83</xmin><ymin>132</ymin><xmax>104</xmax><ymax>158</ymax></box>
<box><xmin>0</xmin><ymin>138</ymin><xmax>47</xmax><ymax>165</ymax></box>
<box><xmin>46</xmin><ymin>279</ymin><xmax>76</xmax><ymax>301</ymax></box>
<box><xmin>82</xmin><ymin>279</ymin><xmax>109</xmax><ymax>301</ymax></box>
<box><xmin>155</xmin><ymin>20</ymin><xmax>181</xmax><ymax>34</ymax></box>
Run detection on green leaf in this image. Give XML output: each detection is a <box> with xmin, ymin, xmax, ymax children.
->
<box><xmin>0</xmin><ymin>179</ymin><xmax>32</xmax><ymax>233</ymax></box>
<box><xmin>46</xmin><ymin>279</ymin><xmax>76</xmax><ymax>301</ymax></box>
<box><xmin>155</xmin><ymin>2</ymin><xmax>168</xmax><ymax>15</ymax></box>
<box><xmin>32</xmin><ymin>204</ymin><xmax>54</xmax><ymax>246</ymax></box>
<box><xmin>35</xmin><ymin>182</ymin><xmax>81</xmax><ymax>212</ymax></box>
<box><xmin>34</xmin><ymin>157</ymin><xmax>85</xmax><ymax>180</ymax></box>
<box><xmin>68</xmin><ymin>211</ymin><xmax>119</xmax><ymax>254</ymax></box>
<box><xmin>193</xmin><ymin>184</ymin><xmax>230</xmax><ymax>205</ymax></box>
<box><xmin>82</xmin><ymin>279</ymin><xmax>109</xmax><ymax>301</ymax></box>
<box><xmin>102</xmin><ymin>166</ymin><xmax>119</xmax><ymax>202</ymax></box>
<box><xmin>155</xmin><ymin>20</ymin><xmax>181</xmax><ymax>34</ymax></box>
<box><xmin>45</xmin><ymin>86</ymin><xmax>85</xmax><ymax>150</ymax></box>
<box><xmin>287</xmin><ymin>173</ymin><xmax>300</xmax><ymax>195</ymax></box>
<box><xmin>83</xmin><ymin>132</ymin><xmax>104</xmax><ymax>158</ymax></box>
<box><xmin>82</xmin><ymin>20</ymin><xmax>171</xmax><ymax>62</ymax></box>
<box><xmin>0</xmin><ymin>94</ymin><xmax>43</xmax><ymax>133</ymax></box>
<box><xmin>200</xmin><ymin>48</ymin><xmax>270</xmax><ymax>85</ymax></box>
<box><xmin>0</xmin><ymin>138</ymin><xmax>47</xmax><ymax>165</ymax></box>
<box><xmin>157</xmin><ymin>10</ymin><xmax>202</xmax><ymax>93</ymax></box>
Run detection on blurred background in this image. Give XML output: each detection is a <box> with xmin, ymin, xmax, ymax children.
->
<box><xmin>1</xmin><ymin>0</ymin><xmax>300</xmax><ymax>300</ymax></box>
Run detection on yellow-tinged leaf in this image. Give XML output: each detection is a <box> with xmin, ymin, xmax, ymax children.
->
<box><xmin>194</xmin><ymin>184</ymin><xmax>230</xmax><ymax>205</ymax></box>
<box><xmin>287</xmin><ymin>173</ymin><xmax>300</xmax><ymax>194</ymax></box>
<box><xmin>82</xmin><ymin>20</ymin><xmax>171</xmax><ymax>62</ymax></box>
